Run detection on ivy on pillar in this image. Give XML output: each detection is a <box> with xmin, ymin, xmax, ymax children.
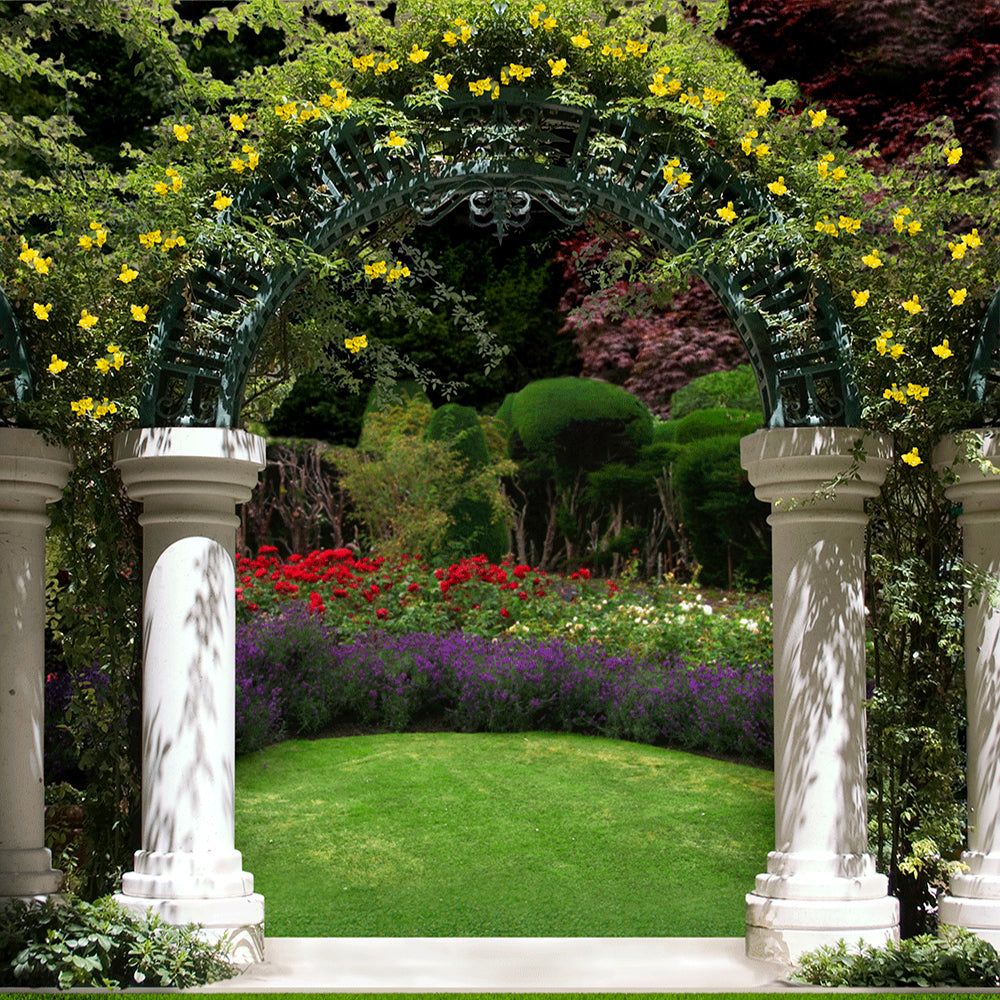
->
<box><xmin>741</xmin><ymin>427</ymin><xmax>899</xmax><ymax>964</ymax></box>
<box><xmin>113</xmin><ymin>427</ymin><xmax>266</xmax><ymax>964</ymax></box>
<box><xmin>935</xmin><ymin>431</ymin><xmax>1000</xmax><ymax>946</ymax></box>
<box><xmin>0</xmin><ymin>429</ymin><xmax>72</xmax><ymax>905</ymax></box>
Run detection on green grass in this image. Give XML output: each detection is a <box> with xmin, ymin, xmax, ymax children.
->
<box><xmin>235</xmin><ymin>731</ymin><xmax>773</xmax><ymax>937</ymax></box>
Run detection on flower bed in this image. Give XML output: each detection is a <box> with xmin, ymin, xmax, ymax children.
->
<box><xmin>235</xmin><ymin>546</ymin><xmax>772</xmax><ymax>666</ymax></box>
<box><xmin>235</xmin><ymin>602</ymin><xmax>773</xmax><ymax>764</ymax></box>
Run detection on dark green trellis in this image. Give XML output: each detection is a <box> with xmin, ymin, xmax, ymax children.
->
<box><xmin>141</xmin><ymin>91</ymin><xmax>862</xmax><ymax>429</ymax></box>
<box><xmin>4</xmin><ymin>92</ymin><xmax>996</xmax><ymax>429</ymax></box>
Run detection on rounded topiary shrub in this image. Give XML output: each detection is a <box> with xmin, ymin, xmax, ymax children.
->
<box><xmin>660</xmin><ymin>406</ymin><xmax>760</xmax><ymax>445</ymax></box>
<box><xmin>508</xmin><ymin>377</ymin><xmax>654</xmax><ymax>471</ymax></box>
<box><xmin>669</xmin><ymin>364</ymin><xmax>761</xmax><ymax>419</ymax></box>
<box><xmin>672</xmin><ymin>433</ymin><xmax>770</xmax><ymax>588</ymax></box>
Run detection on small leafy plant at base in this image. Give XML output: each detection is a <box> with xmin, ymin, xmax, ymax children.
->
<box><xmin>791</xmin><ymin>927</ymin><xmax>1000</xmax><ymax>988</ymax></box>
<box><xmin>0</xmin><ymin>895</ymin><xmax>234</xmax><ymax>989</ymax></box>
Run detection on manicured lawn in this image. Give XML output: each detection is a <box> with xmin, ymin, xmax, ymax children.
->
<box><xmin>235</xmin><ymin>731</ymin><xmax>773</xmax><ymax>937</ymax></box>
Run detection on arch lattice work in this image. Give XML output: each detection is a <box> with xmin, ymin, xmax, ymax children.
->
<box><xmin>143</xmin><ymin>91</ymin><xmax>861</xmax><ymax>428</ymax></box>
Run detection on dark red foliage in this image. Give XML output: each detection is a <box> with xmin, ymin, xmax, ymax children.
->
<box><xmin>717</xmin><ymin>0</ymin><xmax>1000</xmax><ymax>166</ymax></box>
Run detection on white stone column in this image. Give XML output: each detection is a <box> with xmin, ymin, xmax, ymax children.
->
<box><xmin>113</xmin><ymin>427</ymin><xmax>266</xmax><ymax>964</ymax></box>
<box><xmin>741</xmin><ymin>427</ymin><xmax>899</xmax><ymax>964</ymax></box>
<box><xmin>0</xmin><ymin>428</ymin><xmax>71</xmax><ymax>903</ymax></box>
<box><xmin>935</xmin><ymin>431</ymin><xmax>1000</xmax><ymax>946</ymax></box>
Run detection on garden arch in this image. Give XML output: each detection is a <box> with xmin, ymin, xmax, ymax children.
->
<box><xmin>6</xmin><ymin>93</ymin><xmax>1000</xmax><ymax>966</ymax></box>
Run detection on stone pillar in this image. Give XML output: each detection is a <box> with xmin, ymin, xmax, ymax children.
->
<box><xmin>935</xmin><ymin>431</ymin><xmax>1000</xmax><ymax>946</ymax></box>
<box><xmin>113</xmin><ymin>427</ymin><xmax>266</xmax><ymax>964</ymax></box>
<box><xmin>0</xmin><ymin>429</ymin><xmax>71</xmax><ymax>903</ymax></box>
<box><xmin>741</xmin><ymin>427</ymin><xmax>899</xmax><ymax>964</ymax></box>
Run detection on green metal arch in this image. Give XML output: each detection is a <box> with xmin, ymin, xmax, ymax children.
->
<box><xmin>1</xmin><ymin>284</ymin><xmax>36</xmax><ymax>409</ymax></box>
<box><xmin>967</xmin><ymin>285</ymin><xmax>1000</xmax><ymax>418</ymax></box>
<box><xmin>144</xmin><ymin>91</ymin><xmax>861</xmax><ymax>428</ymax></box>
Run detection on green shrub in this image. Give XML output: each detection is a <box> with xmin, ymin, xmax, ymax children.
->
<box><xmin>0</xmin><ymin>896</ymin><xmax>234</xmax><ymax>989</ymax></box>
<box><xmin>672</xmin><ymin>434</ymin><xmax>770</xmax><ymax>588</ymax></box>
<box><xmin>425</xmin><ymin>403</ymin><xmax>509</xmax><ymax>563</ymax></box>
<box><xmin>669</xmin><ymin>364</ymin><xmax>761</xmax><ymax>418</ymax></box>
<box><xmin>510</xmin><ymin>378</ymin><xmax>653</xmax><ymax>464</ymax></box>
<box><xmin>660</xmin><ymin>406</ymin><xmax>760</xmax><ymax>444</ymax></box>
<box><xmin>792</xmin><ymin>928</ymin><xmax>1000</xmax><ymax>988</ymax></box>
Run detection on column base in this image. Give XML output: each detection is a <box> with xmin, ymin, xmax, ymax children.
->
<box><xmin>113</xmin><ymin>891</ymin><xmax>265</xmax><ymax>966</ymax></box>
<box><xmin>938</xmin><ymin>851</ymin><xmax>1000</xmax><ymax>948</ymax></box>
<box><xmin>0</xmin><ymin>847</ymin><xmax>63</xmax><ymax>898</ymax></box>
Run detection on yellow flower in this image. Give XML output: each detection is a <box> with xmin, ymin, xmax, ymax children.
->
<box><xmin>33</xmin><ymin>256</ymin><xmax>52</xmax><ymax>275</ymax></box>
<box><xmin>112</xmin><ymin>352</ymin><xmax>125</xmax><ymax>370</ymax></box>
<box><xmin>231</xmin><ymin>157</ymin><xmax>246</xmax><ymax>173</ymax></box>
<box><xmin>409</xmin><ymin>43</ymin><xmax>429</xmax><ymax>63</ymax></box>
<box><xmin>830</xmin><ymin>165</ymin><xmax>846</xmax><ymax>182</ymax></box>
<box><xmin>386</xmin><ymin>131</ymin><xmax>407</xmax><ymax>148</ymax></box>
<box><xmin>71</xmin><ymin>397</ymin><xmax>94</xmax><ymax>416</ymax></box>
<box><xmin>153</xmin><ymin>180</ymin><xmax>169</xmax><ymax>196</ymax></box>
<box><xmin>118</xmin><ymin>264</ymin><xmax>138</xmax><ymax>283</ymax></box>
<box><xmin>902</xmin><ymin>447</ymin><xmax>922</xmax><ymax>467</ymax></box>
<box><xmin>162</xmin><ymin>232</ymin><xmax>186</xmax><ymax>251</ymax></box>
<box><xmin>94</xmin><ymin>222</ymin><xmax>109</xmax><ymax>242</ymax></box>
<box><xmin>754</xmin><ymin>143</ymin><xmax>770</xmax><ymax>158</ymax></box>
<box><xmin>767</xmin><ymin>176</ymin><xmax>788</xmax><ymax>195</ymax></box>
<box><xmin>229</xmin><ymin>113</ymin><xmax>248</xmax><ymax>131</ymax></box>
<box><xmin>33</xmin><ymin>302</ymin><xmax>52</xmax><ymax>321</ymax></box>
<box><xmin>508</xmin><ymin>63</ymin><xmax>532</xmax><ymax>82</ymax></box>
<box><xmin>963</xmin><ymin>228</ymin><xmax>982</xmax><ymax>248</ymax></box>
<box><xmin>19</xmin><ymin>243</ymin><xmax>37</xmax><ymax>263</ymax></box>
<box><xmin>318</xmin><ymin>92</ymin><xmax>334</xmax><ymax>109</ymax></box>
<box><xmin>815</xmin><ymin>215</ymin><xmax>838</xmax><ymax>236</ymax></box>
<box><xmin>387</xmin><ymin>261</ymin><xmax>410</xmax><ymax>283</ymax></box>
<box><xmin>740</xmin><ymin>129</ymin><xmax>758</xmax><ymax>155</ymax></box>
<box><xmin>139</xmin><ymin>229</ymin><xmax>162</xmax><ymax>248</ymax></box>
<box><xmin>173</xmin><ymin>123</ymin><xmax>190</xmax><ymax>142</ymax></box>
<box><xmin>543</xmin><ymin>14</ymin><xmax>557</xmax><ymax>31</ymax></box>
<box><xmin>808</xmin><ymin>108</ymin><xmax>827</xmax><ymax>127</ymax></box>
<box><xmin>548</xmin><ymin>58</ymin><xmax>567</xmax><ymax>76</ymax></box>
<box><xmin>571</xmin><ymin>29</ymin><xmax>591</xmax><ymax>48</ymax></box>
<box><xmin>851</xmin><ymin>289</ymin><xmax>870</xmax><ymax>307</ymax></box>
<box><xmin>491</xmin><ymin>85</ymin><xmax>500</xmax><ymax>100</ymax></box>
<box><xmin>948</xmin><ymin>287</ymin><xmax>967</xmax><ymax>306</ymax></box>
<box><xmin>625</xmin><ymin>38</ymin><xmax>647</xmax><ymax>56</ymax></box>
<box><xmin>47</xmin><ymin>354</ymin><xmax>67</xmax><ymax>374</ymax></box>
<box><xmin>131</xmin><ymin>304</ymin><xmax>149</xmax><ymax>322</ymax></box>
<box><xmin>901</xmin><ymin>294</ymin><xmax>922</xmax><ymax>314</ymax></box>
<box><xmin>675</xmin><ymin>172</ymin><xmax>692</xmax><ymax>189</ymax></box>
<box><xmin>862</xmin><ymin>249</ymin><xmax>883</xmax><ymax>268</ymax></box>
<box><xmin>838</xmin><ymin>215</ymin><xmax>861</xmax><ymax>234</ymax></box>
<box><xmin>106</xmin><ymin>342</ymin><xmax>120</xmax><ymax>354</ymax></box>
<box><xmin>213</xmin><ymin>191</ymin><xmax>233</xmax><ymax>211</ymax></box>
<box><xmin>948</xmin><ymin>240</ymin><xmax>967</xmax><ymax>260</ymax></box>
<box><xmin>345</xmin><ymin>334</ymin><xmax>367</xmax><ymax>353</ymax></box>
<box><xmin>875</xmin><ymin>337</ymin><xmax>889</xmax><ymax>356</ymax></box>
<box><xmin>96</xmin><ymin>356</ymin><xmax>111</xmax><ymax>374</ymax></box>
<box><xmin>907</xmin><ymin>383</ymin><xmax>929</xmax><ymax>401</ymax></box>
<box><xmin>364</xmin><ymin>260</ymin><xmax>388</xmax><ymax>279</ymax></box>
<box><xmin>352</xmin><ymin>53</ymin><xmax>375</xmax><ymax>71</ymax></box>
<box><xmin>892</xmin><ymin>209</ymin><xmax>910</xmax><ymax>232</ymax></box>
<box><xmin>442</xmin><ymin>30</ymin><xmax>458</xmax><ymax>45</ymax></box>
<box><xmin>274</xmin><ymin>101</ymin><xmax>296</xmax><ymax>120</ymax></box>
<box><xmin>816</xmin><ymin>152</ymin><xmax>834</xmax><ymax>178</ymax></box>
<box><xmin>883</xmin><ymin>383</ymin><xmax>906</xmax><ymax>404</ymax></box>
<box><xmin>94</xmin><ymin>398</ymin><xmax>118</xmax><ymax>418</ymax></box>
<box><xmin>889</xmin><ymin>342</ymin><xmax>904</xmax><ymax>360</ymax></box>
<box><xmin>374</xmin><ymin>58</ymin><xmax>398</xmax><ymax>75</ymax></box>
<box><xmin>946</xmin><ymin>146</ymin><xmax>962</xmax><ymax>165</ymax></box>
<box><xmin>716</xmin><ymin>201</ymin><xmax>737</xmax><ymax>223</ymax></box>
<box><xmin>243</xmin><ymin>145</ymin><xmax>260</xmax><ymax>169</ymax></box>
<box><xmin>932</xmin><ymin>339</ymin><xmax>954</xmax><ymax>359</ymax></box>
<box><xmin>752</xmin><ymin>98</ymin><xmax>771</xmax><ymax>117</ymax></box>
<box><xmin>434</xmin><ymin>72</ymin><xmax>453</xmax><ymax>91</ymax></box>
<box><xmin>78</xmin><ymin>309</ymin><xmax>98</xmax><ymax>329</ymax></box>
<box><xmin>906</xmin><ymin>220</ymin><xmax>921</xmax><ymax>235</ymax></box>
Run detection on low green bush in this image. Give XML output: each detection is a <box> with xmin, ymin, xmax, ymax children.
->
<box><xmin>792</xmin><ymin>928</ymin><xmax>1000</xmax><ymax>988</ymax></box>
<box><xmin>659</xmin><ymin>406</ymin><xmax>760</xmax><ymax>444</ymax></box>
<box><xmin>669</xmin><ymin>364</ymin><xmax>760</xmax><ymax>418</ymax></box>
<box><xmin>0</xmin><ymin>895</ymin><xmax>234</xmax><ymax>989</ymax></box>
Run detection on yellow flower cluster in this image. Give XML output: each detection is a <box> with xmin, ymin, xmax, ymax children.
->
<box><xmin>19</xmin><ymin>242</ymin><xmax>52</xmax><ymax>274</ymax></box>
<box><xmin>345</xmin><ymin>334</ymin><xmax>367</xmax><ymax>353</ymax></box>
<box><xmin>78</xmin><ymin>221</ymin><xmax>109</xmax><ymax>249</ymax></box>
<box><xmin>274</xmin><ymin>100</ymin><xmax>323</xmax><ymax>123</ymax></box>
<box><xmin>648</xmin><ymin>70</ymin><xmax>682</xmax><ymax>98</ymax></box>
<box><xmin>892</xmin><ymin>207</ymin><xmax>921</xmax><ymax>235</ymax></box>
<box><xmin>153</xmin><ymin>166</ymin><xmax>184</xmax><ymax>197</ymax></box>
<box><xmin>231</xmin><ymin>143</ymin><xmax>261</xmax><ymax>173</ymax></box>
<box><xmin>902</xmin><ymin>448</ymin><xmax>922</xmax><ymax>467</ymax></box>
<box><xmin>661</xmin><ymin>157</ymin><xmax>692</xmax><ymax>189</ymax></box>
<box><xmin>875</xmin><ymin>331</ymin><xmax>904</xmax><ymax>359</ymax></box>
<box><xmin>716</xmin><ymin>201</ymin><xmax>737</xmax><ymax>224</ymax></box>
<box><xmin>469</xmin><ymin>77</ymin><xmax>496</xmax><ymax>97</ymax></box>
<box><xmin>385</xmin><ymin>130</ymin><xmax>407</xmax><ymax>148</ymax></box>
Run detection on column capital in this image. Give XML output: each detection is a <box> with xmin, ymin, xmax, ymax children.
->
<box><xmin>933</xmin><ymin>430</ymin><xmax>1000</xmax><ymax>516</ymax></box>
<box><xmin>114</xmin><ymin>427</ymin><xmax>265</xmax><ymax>527</ymax></box>
<box><xmin>741</xmin><ymin>427</ymin><xmax>893</xmax><ymax>512</ymax></box>
<box><xmin>0</xmin><ymin>428</ymin><xmax>72</xmax><ymax>516</ymax></box>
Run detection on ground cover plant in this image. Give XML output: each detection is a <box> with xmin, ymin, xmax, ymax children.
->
<box><xmin>235</xmin><ymin>730</ymin><xmax>774</xmax><ymax>937</ymax></box>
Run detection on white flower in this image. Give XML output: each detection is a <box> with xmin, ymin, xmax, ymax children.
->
<box><xmin>702</xmin><ymin>604</ymin><xmax>713</xmax><ymax>615</ymax></box>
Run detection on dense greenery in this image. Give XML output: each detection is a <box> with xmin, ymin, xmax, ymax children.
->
<box><xmin>0</xmin><ymin>895</ymin><xmax>233</xmax><ymax>989</ymax></box>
